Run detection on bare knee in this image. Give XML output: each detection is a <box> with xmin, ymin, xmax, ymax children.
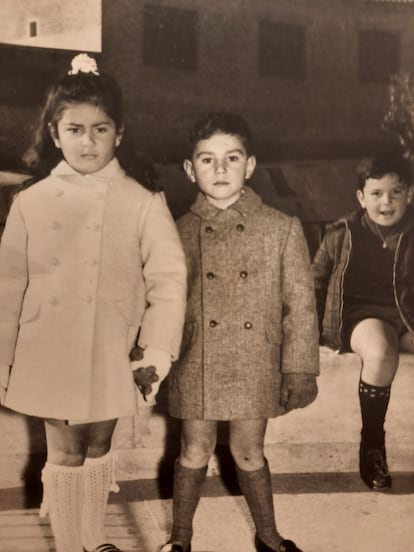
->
<box><xmin>180</xmin><ymin>430</ymin><xmax>216</xmax><ymax>468</ymax></box>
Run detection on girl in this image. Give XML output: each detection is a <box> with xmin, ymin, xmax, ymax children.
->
<box><xmin>0</xmin><ymin>53</ymin><xmax>187</xmax><ymax>552</ymax></box>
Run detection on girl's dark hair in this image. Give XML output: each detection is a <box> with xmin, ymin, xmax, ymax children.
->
<box><xmin>22</xmin><ymin>68</ymin><xmax>159</xmax><ymax>191</ymax></box>
<box><xmin>356</xmin><ymin>152</ymin><xmax>412</xmax><ymax>191</ymax></box>
<box><xmin>187</xmin><ymin>111</ymin><xmax>254</xmax><ymax>157</ymax></box>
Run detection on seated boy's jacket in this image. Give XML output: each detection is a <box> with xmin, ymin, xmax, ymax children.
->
<box><xmin>312</xmin><ymin>207</ymin><xmax>414</xmax><ymax>350</ymax></box>
<box><xmin>168</xmin><ymin>186</ymin><xmax>319</xmax><ymax>421</ymax></box>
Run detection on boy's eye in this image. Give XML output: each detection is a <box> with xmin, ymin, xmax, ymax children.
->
<box><xmin>228</xmin><ymin>155</ymin><xmax>240</xmax><ymax>162</ymax></box>
<box><xmin>201</xmin><ymin>157</ymin><xmax>212</xmax><ymax>164</ymax></box>
<box><xmin>95</xmin><ymin>126</ymin><xmax>108</xmax><ymax>134</ymax></box>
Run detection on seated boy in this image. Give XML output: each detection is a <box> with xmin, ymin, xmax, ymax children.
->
<box><xmin>312</xmin><ymin>152</ymin><xmax>414</xmax><ymax>491</ymax></box>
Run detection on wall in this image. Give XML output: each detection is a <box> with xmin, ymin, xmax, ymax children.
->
<box><xmin>1</xmin><ymin>0</ymin><xmax>414</xmax><ymax>170</ymax></box>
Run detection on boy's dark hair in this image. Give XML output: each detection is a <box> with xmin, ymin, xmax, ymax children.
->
<box><xmin>187</xmin><ymin>111</ymin><xmax>253</xmax><ymax>157</ymax></box>
<box><xmin>356</xmin><ymin>152</ymin><xmax>412</xmax><ymax>191</ymax></box>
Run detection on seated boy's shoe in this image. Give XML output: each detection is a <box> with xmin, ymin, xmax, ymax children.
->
<box><xmin>255</xmin><ymin>535</ymin><xmax>303</xmax><ymax>552</ymax></box>
<box><xmin>359</xmin><ymin>441</ymin><xmax>392</xmax><ymax>491</ymax></box>
<box><xmin>159</xmin><ymin>542</ymin><xmax>191</xmax><ymax>552</ymax></box>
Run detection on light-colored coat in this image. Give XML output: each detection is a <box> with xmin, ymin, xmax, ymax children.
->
<box><xmin>169</xmin><ymin>187</ymin><xmax>319</xmax><ymax>420</ymax></box>
<box><xmin>0</xmin><ymin>159</ymin><xmax>186</xmax><ymax>422</ymax></box>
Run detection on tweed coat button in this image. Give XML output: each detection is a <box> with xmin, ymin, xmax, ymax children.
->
<box><xmin>209</xmin><ymin>320</ymin><xmax>218</xmax><ymax>328</ymax></box>
<box><xmin>205</xmin><ymin>226</ymin><xmax>213</xmax><ymax>233</ymax></box>
<box><xmin>240</xmin><ymin>270</ymin><xmax>248</xmax><ymax>278</ymax></box>
<box><xmin>206</xmin><ymin>272</ymin><xmax>215</xmax><ymax>279</ymax></box>
<box><xmin>244</xmin><ymin>321</ymin><xmax>253</xmax><ymax>329</ymax></box>
<box><xmin>236</xmin><ymin>224</ymin><xmax>245</xmax><ymax>232</ymax></box>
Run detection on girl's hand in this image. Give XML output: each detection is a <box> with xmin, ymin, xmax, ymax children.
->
<box><xmin>130</xmin><ymin>346</ymin><xmax>171</xmax><ymax>403</ymax></box>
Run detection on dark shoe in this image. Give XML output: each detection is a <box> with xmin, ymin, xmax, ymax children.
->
<box><xmin>359</xmin><ymin>441</ymin><xmax>392</xmax><ymax>491</ymax></box>
<box><xmin>255</xmin><ymin>534</ymin><xmax>303</xmax><ymax>552</ymax></box>
<box><xmin>159</xmin><ymin>542</ymin><xmax>191</xmax><ymax>552</ymax></box>
<box><xmin>92</xmin><ymin>545</ymin><xmax>122</xmax><ymax>552</ymax></box>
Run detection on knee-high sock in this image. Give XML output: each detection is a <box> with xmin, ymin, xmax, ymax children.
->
<box><xmin>40</xmin><ymin>462</ymin><xmax>84</xmax><ymax>552</ymax></box>
<box><xmin>236</xmin><ymin>459</ymin><xmax>282</xmax><ymax>550</ymax></box>
<box><xmin>359</xmin><ymin>379</ymin><xmax>391</xmax><ymax>448</ymax></box>
<box><xmin>170</xmin><ymin>459</ymin><xmax>208</xmax><ymax>548</ymax></box>
<box><xmin>81</xmin><ymin>451</ymin><xmax>119</xmax><ymax>551</ymax></box>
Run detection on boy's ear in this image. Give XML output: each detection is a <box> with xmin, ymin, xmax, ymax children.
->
<box><xmin>408</xmin><ymin>185</ymin><xmax>414</xmax><ymax>203</ymax></box>
<box><xmin>245</xmin><ymin>155</ymin><xmax>257</xmax><ymax>180</ymax></box>
<box><xmin>183</xmin><ymin>159</ymin><xmax>196</xmax><ymax>182</ymax></box>
<box><xmin>356</xmin><ymin>189</ymin><xmax>366</xmax><ymax>208</ymax></box>
<box><xmin>48</xmin><ymin>123</ymin><xmax>61</xmax><ymax>149</ymax></box>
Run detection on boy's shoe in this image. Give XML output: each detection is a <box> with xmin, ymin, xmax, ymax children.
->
<box><xmin>359</xmin><ymin>441</ymin><xmax>392</xmax><ymax>491</ymax></box>
<box><xmin>88</xmin><ymin>545</ymin><xmax>123</xmax><ymax>552</ymax></box>
<box><xmin>255</xmin><ymin>534</ymin><xmax>303</xmax><ymax>552</ymax></box>
<box><xmin>159</xmin><ymin>542</ymin><xmax>191</xmax><ymax>552</ymax></box>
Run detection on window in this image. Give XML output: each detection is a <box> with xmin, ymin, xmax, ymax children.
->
<box><xmin>29</xmin><ymin>20</ymin><xmax>38</xmax><ymax>38</ymax></box>
<box><xmin>259</xmin><ymin>20</ymin><xmax>306</xmax><ymax>80</ymax></box>
<box><xmin>359</xmin><ymin>30</ymin><xmax>400</xmax><ymax>81</ymax></box>
<box><xmin>143</xmin><ymin>4</ymin><xmax>198</xmax><ymax>71</ymax></box>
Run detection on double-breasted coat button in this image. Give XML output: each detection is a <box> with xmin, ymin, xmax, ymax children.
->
<box><xmin>244</xmin><ymin>321</ymin><xmax>253</xmax><ymax>329</ymax></box>
<box><xmin>51</xmin><ymin>221</ymin><xmax>62</xmax><ymax>230</ymax></box>
<box><xmin>49</xmin><ymin>296</ymin><xmax>59</xmax><ymax>306</ymax></box>
<box><xmin>236</xmin><ymin>224</ymin><xmax>245</xmax><ymax>232</ymax></box>
<box><xmin>209</xmin><ymin>320</ymin><xmax>218</xmax><ymax>328</ymax></box>
<box><xmin>240</xmin><ymin>270</ymin><xmax>248</xmax><ymax>278</ymax></box>
<box><xmin>205</xmin><ymin>226</ymin><xmax>213</xmax><ymax>233</ymax></box>
<box><xmin>206</xmin><ymin>272</ymin><xmax>215</xmax><ymax>279</ymax></box>
<box><xmin>51</xmin><ymin>257</ymin><xmax>61</xmax><ymax>266</ymax></box>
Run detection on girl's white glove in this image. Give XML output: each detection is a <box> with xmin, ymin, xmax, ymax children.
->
<box><xmin>130</xmin><ymin>346</ymin><xmax>171</xmax><ymax>404</ymax></box>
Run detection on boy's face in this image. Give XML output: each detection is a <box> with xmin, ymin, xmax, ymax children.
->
<box><xmin>50</xmin><ymin>102</ymin><xmax>123</xmax><ymax>175</ymax></box>
<box><xmin>356</xmin><ymin>173</ymin><xmax>413</xmax><ymax>227</ymax></box>
<box><xmin>183</xmin><ymin>131</ymin><xmax>256</xmax><ymax>209</ymax></box>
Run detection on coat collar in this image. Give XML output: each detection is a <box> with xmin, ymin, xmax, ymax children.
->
<box><xmin>51</xmin><ymin>157</ymin><xmax>125</xmax><ymax>181</ymax></box>
<box><xmin>190</xmin><ymin>185</ymin><xmax>262</xmax><ymax>220</ymax></box>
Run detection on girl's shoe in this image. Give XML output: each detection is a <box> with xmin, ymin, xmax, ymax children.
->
<box><xmin>359</xmin><ymin>441</ymin><xmax>392</xmax><ymax>491</ymax></box>
<box><xmin>255</xmin><ymin>534</ymin><xmax>303</xmax><ymax>552</ymax></box>
<box><xmin>159</xmin><ymin>542</ymin><xmax>191</xmax><ymax>552</ymax></box>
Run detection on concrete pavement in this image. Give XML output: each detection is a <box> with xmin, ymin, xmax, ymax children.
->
<box><xmin>1</xmin><ymin>472</ymin><xmax>414</xmax><ymax>552</ymax></box>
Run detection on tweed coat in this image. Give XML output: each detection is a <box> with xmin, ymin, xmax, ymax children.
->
<box><xmin>168</xmin><ymin>187</ymin><xmax>319</xmax><ymax>420</ymax></box>
<box><xmin>0</xmin><ymin>158</ymin><xmax>187</xmax><ymax>422</ymax></box>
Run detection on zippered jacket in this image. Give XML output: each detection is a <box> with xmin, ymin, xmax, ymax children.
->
<box><xmin>312</xmin><ymin>207</ymin><xmax>414</xmax><ymax>351</ymax></box>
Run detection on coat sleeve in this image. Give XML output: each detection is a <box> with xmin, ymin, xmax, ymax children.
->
<box><xmin>311</xmin><ymin>228</ymin><xmax>335</xmax><ymax>334</ymax></box>
<box><xmin>280</xmin><ymin>216</ymin><xmax>319</xmax><ymax>375</ymax></box>
<box><xmin>137</xmin><ymin>193</ymin><xmax>187</xmax><ymax>360</ymax></box>
<box><xmin>0</xmin><ymin>194</ymin><xmax>29</xmax><ymax>371</ymax></box>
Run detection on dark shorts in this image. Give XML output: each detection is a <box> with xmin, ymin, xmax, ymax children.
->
<box><xmin>342</xmin><ymin>304</ymin><xmax>407</xmax><ymax>352</ymax></box>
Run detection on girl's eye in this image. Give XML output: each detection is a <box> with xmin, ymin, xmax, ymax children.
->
<box><xmin>228</xmin><ymin>155</ymin><xmax>239</xmax><ymax>162</ymax></box>
<box><xmin>95</xmin><ymin>126</ymin><xmax>108</xmax><ymax>134</ymax></box>
<box><xmin>201</xmin><ymin>157</ymin><xmax>212</xmax><ymax>164</ymax></box>
<box><xmin>67</xmin><ymin>127</ymin><xmax>81</xmax><ymax>134</ymax></box>
<box><xmin>392</xmin><ymin>188</ymin><xmax>403</xmax><ymax>196</ymax></box>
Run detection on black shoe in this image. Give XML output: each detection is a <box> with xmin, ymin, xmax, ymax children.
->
<box><xmin>359</xmin><ymin>441</ymin><xmax>392</xmax><ymax>491</ymax></box>
<box><xmin>255</xmin><ymin>534</ymin><xmax>303</xmax><ymax>552</ymax></box>
<box><xmin>159</xmin><ymin>542</ymin><xmax>191</xmax><ymax>552</ymax></box>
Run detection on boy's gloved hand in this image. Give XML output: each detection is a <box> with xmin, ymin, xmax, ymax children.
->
<box><xmin>280</xmin><ymin>373</ymin><xmax>318</xmax><ymax>411</ymax></box>
<box><xmin>130</xmin><ymin>346</ymin><xmax>171</xmax><ymax>403</ymax></box>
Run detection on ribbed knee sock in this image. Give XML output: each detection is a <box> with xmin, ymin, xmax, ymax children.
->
<box><xmin>236</xmin><ymin>459</ymin><xmax>282</xmax><ymax>550</ymax></box>
<box><xmin>81</xmin><ymin>451</ymin><xmax>119</xmax><ymax>551</ymax></box>
<box><xmin>359</xmin><ymin>379</ymin><xmax>391</xmax><ymax>448</ymax></box>
<box><xmin>40</xmin><ymin>462</ymin><xmax>84</xmax><ymax>552</ymax></box>
<box><xmin>170</xmin><ymin>459</ymin><xmax>208</xmax><ymax>548</ymax></box>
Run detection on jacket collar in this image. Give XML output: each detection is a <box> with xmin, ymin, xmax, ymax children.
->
<box><xmin>190</xmin><ymin>185</ymin><xmax>262</xmax><ymax>220</ymax></box>
<box><xmin>51</xmin><ymin>157</ymin><xmax>124</xmax><ymax>180</ymax></box>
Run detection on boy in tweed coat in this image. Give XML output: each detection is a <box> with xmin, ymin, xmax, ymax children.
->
<box><xmin>161</xmin><ymin>112</ymin><xmax>320</xmax><ymax>552</ymax></box>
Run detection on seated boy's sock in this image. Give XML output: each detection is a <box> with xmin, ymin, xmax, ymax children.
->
<box><xmin>170</xmin><ymin>460</ymin><xmax>208</xmax><ymax>548</ymax></box>
<box><xmin>236</xmin><ymin>459</ymin><xmax>282</xmax><ymax>550</ymax></box>
<box><xmin>359</xmin><ymin>379</ymin><xmax>391</xmax><ymax>448</ymax></box>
